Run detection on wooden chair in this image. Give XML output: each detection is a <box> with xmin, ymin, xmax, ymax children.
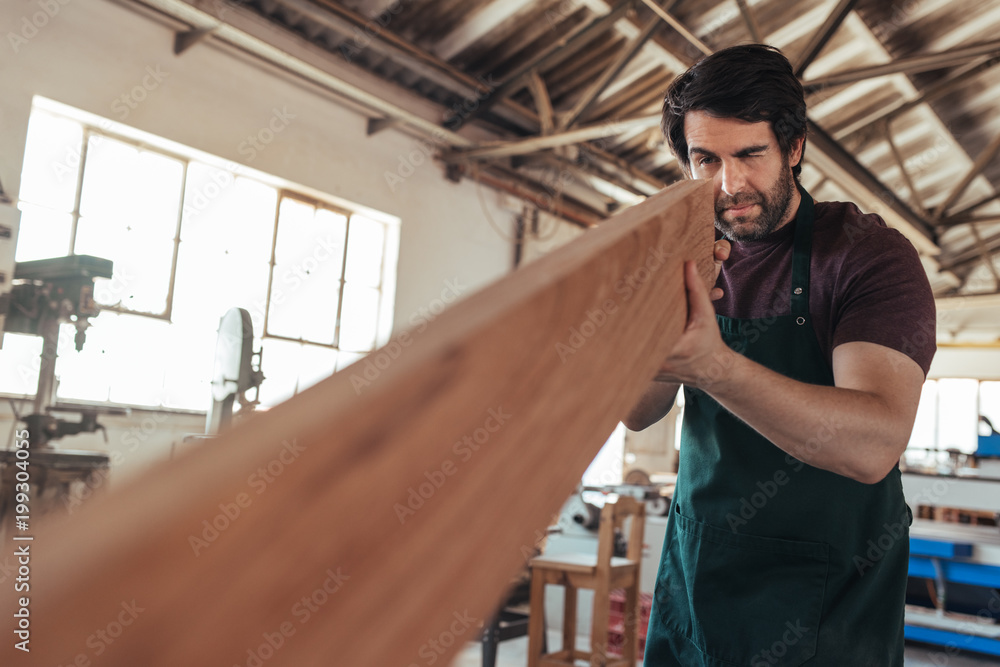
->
<box><xmin>527</xmin><ymin>496</ymin><xmax>646</xmax><ymax>667</ymax></box>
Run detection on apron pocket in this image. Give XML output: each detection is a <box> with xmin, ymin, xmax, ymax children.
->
<box><xmin>673</xmin><ymin>507</ymin><xmax>829</xmax><ymax>666</ymax></box>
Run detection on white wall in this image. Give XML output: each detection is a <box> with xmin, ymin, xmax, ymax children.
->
<box><xmin>929</xmin><ymin>347</ymin><xmax>1000</xmax><ymax>381</ymax></box>
<box><xmin>0</xmin><ymin>0</ymin><xmax>516</xmax><ymax>478</ymax></box>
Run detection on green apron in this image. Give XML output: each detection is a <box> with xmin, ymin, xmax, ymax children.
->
<box><xmin>643</xmin><ymin>191</ymin><xmax>911</xmax><ymax>667</ymax></box>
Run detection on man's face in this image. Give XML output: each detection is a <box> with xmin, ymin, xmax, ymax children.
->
<box><xmin>683</xmin><ymin>110</ymin><xmax>803</xmax><ymax>242</ymax></box>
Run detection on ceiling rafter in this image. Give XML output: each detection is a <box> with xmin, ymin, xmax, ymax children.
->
<box><xmin>932</xmin><ymin>133</ymin><xmax>1000</xmax><ymax>219</ymax></box>
<box><xmin>445</xmin><ymin>0</ymin><xmax>636</xmax><ymax>130</ymax></box>
<box><xmin>734</xmin><ymin>0</ymin><xmax>762</xmax><ymax>43</ymax></box>
<box><xmin>559</xmin><ymin>13</ymin><xmax>662</xmax><ymax>130</ymax></box>
<box><xmin>804</xmin><ymin>38</ymin><xmax>1000</xmax><ymax>92</ymax></box>
<box><xmin>638</xmin><ymin>0</ymin><xmax>711</xmax><ymax>56</ymax></box>
<box><xmin>833</xmin><ymin>55</ymin><xmax>1000</xmax><ymax>142</ymax></box>
<box><xmin>443</xmin><ymin>114</ymin><xmax>661</xmax><ymax>161</ymax></box>
<box><xmin>792</xmin><ymin>0</ymin><xmax>860</xmax><ymax>78</ymax></box>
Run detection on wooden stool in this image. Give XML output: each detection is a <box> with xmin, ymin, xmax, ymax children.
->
<box><xmin>527</xmin><ymin>496</ymin><xmax>645</xmax><ymax>667</ymax></box>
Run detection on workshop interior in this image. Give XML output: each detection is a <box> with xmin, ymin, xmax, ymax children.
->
<box><xmin>2</xmin><ymin>0</ymin><xmax>1000</xmax><ymax>665</ymax></box>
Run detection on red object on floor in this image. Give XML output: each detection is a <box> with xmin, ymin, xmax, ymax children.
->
<box><xmin>607</xmin><ymin>589</ymin><xmax>653</xmax><ymax>659</ymax></box>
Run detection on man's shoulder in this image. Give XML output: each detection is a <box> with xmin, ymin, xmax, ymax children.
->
<box><xmin>812</xmin><ymin>199</ymin><xmax>915</xmax><ymax>256</ymax></box>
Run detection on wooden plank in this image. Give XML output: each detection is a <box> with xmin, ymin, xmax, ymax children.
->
<box><xmin>1</xmin><ymin>180</ymin><xmax>713</xmax><ymax>667</ymax></box>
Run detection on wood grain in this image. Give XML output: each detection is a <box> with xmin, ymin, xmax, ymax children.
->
<box><xmin>1</xmin><ymin>179</ymin><xmax>713</xmax><ymax>666</ymax></box>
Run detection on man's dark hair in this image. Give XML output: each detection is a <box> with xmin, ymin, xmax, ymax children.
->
<box><xmin>661</xmin><ymin>44</ymin><xmax>807</xmax><ymax>178</ymax></box>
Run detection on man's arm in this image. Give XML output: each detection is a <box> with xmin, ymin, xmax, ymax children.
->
<box><xmin>657</xmin><ymin>261</ymin><xmax>925</xmax><ymax>485</ymax></box>
<box><xmin>623</xmin><ymin>381</ymin><xmax>680</xmax><ymax>431</ymax></box>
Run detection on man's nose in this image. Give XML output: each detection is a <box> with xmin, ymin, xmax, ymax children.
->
<box><xmin>720</xmin><ymin>161</ymin><xmax>747</xmax><ymax>197</ymax></box>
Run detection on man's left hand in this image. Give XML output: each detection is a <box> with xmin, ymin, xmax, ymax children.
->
<box><xmin>654</xmin><ymin>260</ymin><xmax>733</xmax><ymax>389</ymax></box>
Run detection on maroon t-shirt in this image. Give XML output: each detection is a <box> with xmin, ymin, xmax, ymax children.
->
<box><xmin>714</xmin><ymin>198</ymin><xmax>937</xmax><ymax>376</ymax></box>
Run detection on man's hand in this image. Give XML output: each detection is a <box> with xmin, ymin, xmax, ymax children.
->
<box><xmin>653</xmin><ymin>260</ymin><xmax>733</xmax><ymax>388</ymax></box>
<box><xmin>623</xmin><ymin>239</ymin><xmax>731</xmax><ymax>430</ymax></box>
<box><xmin>709</xmin><ymin>239</ymin><xmax>730</xmax><ymax>302</ymax></box>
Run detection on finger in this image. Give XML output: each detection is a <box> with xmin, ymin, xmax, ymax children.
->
<box><xmin>684</xmin><ymin>260</ymin><xmax>714</xmax><ymax>330</ymax></box>
<box><xmin>709</xmin><ymin>286</ymin><xmax>725</xmax><ymax>301</ymax></box>
<box><xmin>712</xmin><ymin>240</ymin><xmax>731</xmax><ymax>283</ymax></box>
<box><xmin>713</xmin><ymin>239</ymin><xmax>731</xmax><ymax>262</ymax></box>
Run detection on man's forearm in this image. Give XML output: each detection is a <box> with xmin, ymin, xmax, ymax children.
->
<box><xmin>704</xmin><ymin>349</ymin><xmax>917</xmax><ymax>484</ymax></box>
<box><xmin>624</xmin><ymin>381</ymin><xmax>680</xmax><ymax>431</ymax></box>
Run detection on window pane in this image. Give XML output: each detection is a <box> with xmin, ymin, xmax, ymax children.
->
<box><xmin>180</xmin><ymin>166</ymin><xmax>275</xmax><ymax>250</ymax></box>
<box><xmin>172</xmin><ymin>171</ymin><xmax>275</xmax><ymax>335</ymax></box>
<box><xmin>76</xmin><ymin>138</ymin><xmax>183</xmax><ymax>314</ymax></box>
<box><xmin>267</xmin><ymin>199</ymin><xmax>346</xmax><ymax>344</ymax></box>
<box><xmin>936</xmin><ymin>378</ymin><xmax>979</xmax><ymax>453</ymax></box>
<box><xmin>54</xmin><ymin>317</ymin><xmax>113</xmax><ymax>403</ymax></box>
<box><xmin>344</xmin><ymin>215</ymin><xmax>385</xmax><ymax>287</ymax></box>
<box><xmin>0</xmin><ymin>334</ymin><xmax>43</xmax><ymax>396</ymax></box>
<box><xmin>76</xmin><ymin>212</ymin><xmax>175</xmax><ymax>313</ymax></box>
<box><xmin>55</xmin><ymin>313</ymin><xmax>170</xmax><ymax>406</ymax></box>
<box><xmin>257</xmin><ymin>338</ymin><xmax>302</xmax><ymax>408</ymax></box>
<box><xmin>338</xmin><ymin>284</ymin><xmax>380</xmax><ymax>352</ymax></box>
<box><xmin>161</xmin><ymin>321</ymin><xmax>215</xmax><ymax>411</ymax></box>
<box><xmin>18</xmin><ymin>110</ymin><xmax>83</xmax><ymax>212</ymax></box>
<box><xmin>14</xmin><ymin>203</ymin><xmax>73</xmax><ymax>261</ymax></box>
<box><xmin>908</xmin><ymin>380</ymin><xmax>937</xmax><ymax>451</ymax></box>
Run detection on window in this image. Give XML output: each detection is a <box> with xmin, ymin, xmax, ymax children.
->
<box><xmin>2</xmin><ymin>97</ymin><xmax>398</xmax><ymax>410</ymax></box>
<box><xmin>906</xmin><ymin>379</ymin><xmax>1000</xmax><ymax>464</ymax></box>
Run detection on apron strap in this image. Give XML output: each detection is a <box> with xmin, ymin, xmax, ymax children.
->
<box><xmin>790</xmin><ymin>189</ymin><xmax>815</xmax><ymax>320</ymax></box>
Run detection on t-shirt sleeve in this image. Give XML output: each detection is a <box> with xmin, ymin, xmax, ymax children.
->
<box><xmin>830</xmin><ymin>224</ymin><xmax>937</xmax><ymax>376</ymax></box>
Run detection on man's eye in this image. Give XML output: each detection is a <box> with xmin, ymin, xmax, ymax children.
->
<box><xmin>698</xmin><ymin>157</ymin><xmax>716</xmax><ymax>166</ymax></box>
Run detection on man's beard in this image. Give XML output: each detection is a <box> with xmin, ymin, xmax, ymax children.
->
<box><xmin>714</xmin><ymin>166</ymin><xmax>796</xmax><ymax>242</ymax></box>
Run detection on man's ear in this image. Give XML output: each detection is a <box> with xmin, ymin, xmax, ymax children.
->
<box><xmin>788</xmin><ymin>136</ymin><xmax>805</xmax><ymax>169</ymax></box>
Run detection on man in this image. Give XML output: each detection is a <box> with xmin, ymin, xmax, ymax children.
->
<box><xmin>625</xmin><ymin>45</ymin><xmax>935</xmax><ymax>666</ymax></box>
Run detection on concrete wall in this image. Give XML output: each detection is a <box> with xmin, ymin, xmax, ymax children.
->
<box><xmin>0</xmin><ymin>0</ymin><xmax>515</xmax><ymax>480</ymax></box>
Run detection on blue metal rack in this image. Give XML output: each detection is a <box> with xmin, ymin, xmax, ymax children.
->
<box><xmin>906</xmin><ymin>533</ymin><xmax>1000</xmax><ymax>657</ymax></box>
